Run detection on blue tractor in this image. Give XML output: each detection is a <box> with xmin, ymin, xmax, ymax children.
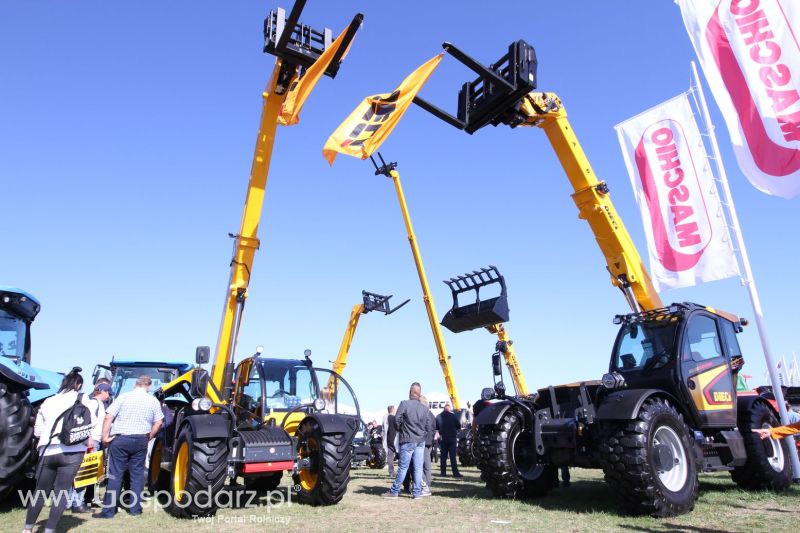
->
<box><xmin>0</xmin><ymin>287</ymin><xmax>63</xmax><ymax>497</ymax></box>
<box><xmin>92</xmin><ymin>360</ymin><xmax>193</xmax><ymax>399</ymax></box>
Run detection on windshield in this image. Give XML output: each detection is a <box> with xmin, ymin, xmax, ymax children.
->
<box><xmin>0</xmin><ymin>310</ymin><xmax>26</xmax><ymax>360</ymax></box>
<box><xmin>257</xmin><ymin>361</ymin><xmax>359</xmax><ymax>416</ymax></box>
<box><xmin>613</xmin><ymin>319</ymin><xmax>679</xmax><ymax>372</ymax></box>
<box><xmin>112</xmin><ymin>365</ymin><xmax>182</xmax><ymax>396</ymax></box>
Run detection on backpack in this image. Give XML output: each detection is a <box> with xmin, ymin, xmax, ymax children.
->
<box><xmin>52</xmin><ymin>393</ymin><xmax>94</xmax><ymax>445</ymax></box>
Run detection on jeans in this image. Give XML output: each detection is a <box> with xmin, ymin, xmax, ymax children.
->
<box><xmin>389</xmin><ymin>442</ymin><xmax>424</xmax><ymax>497</ymax></box>
<box><xmin>100</xmin><ymin>434</ymin><xmax>148</xmax><ymax>516</ymax></box>
<box><xmin>439</xmin><ymin>437</ymin><xmax>460</xmax><ymax>475</ymax></box>
<box><xmin>24</xmin><ymin>451</ymin><xmax>84</xmax><ymax>531</ymax></box>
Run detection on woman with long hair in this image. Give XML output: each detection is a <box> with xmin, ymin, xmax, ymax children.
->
<box><xmin>22</xmin><ymin>367</ymin><xmax>95</xmax><ymax>533</ymax></box>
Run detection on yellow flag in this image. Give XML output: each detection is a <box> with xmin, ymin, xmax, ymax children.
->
<box><xmin>278</xmin><ymin>26</ymin><xmax>353</xmax><ymax>126</ymax></box>
<box><xmin>322</xmin><ymin>53</ymin><xmax>444</xmax><ymax>165</ymax></box>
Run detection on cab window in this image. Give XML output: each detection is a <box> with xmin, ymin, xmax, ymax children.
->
<box><xmin>684</xmin><ymin>315</ymin><xmax>722</xmax><ymax>362</ymax></box>
<box><xmin>720</xmin><ymin>320</ymin><xmax>741</xmax><ymax>358</ymax></box>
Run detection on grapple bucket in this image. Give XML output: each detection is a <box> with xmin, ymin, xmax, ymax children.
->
<box><xmin>441</xmin><ymin>266</ymin><xmax>509</xmax><ymax>333</ymax></box>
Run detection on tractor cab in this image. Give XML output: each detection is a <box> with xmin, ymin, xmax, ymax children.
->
<box><xmin>233</xmin><ymin>352</ymin><xmax>360</xmax><ymax>434</ymax></box>
<box><xmin>94</xmin><ymin>360</ymin><xmax>193</xmax><ymax>398</ymax></box>
<box><xmin>607</xmin><ymin>302</ymin><xmax>745</xmax><ymax>429</ymax></box>
<box><xmin>0</xmin><ymin>287</ymin><xmax>40</xmax><ymax>365</ymax></box>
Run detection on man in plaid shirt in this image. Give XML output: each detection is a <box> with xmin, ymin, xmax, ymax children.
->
<box><xmin>94</xmin><ymin>375</ymin><xmax>164</xmax><ymax>519</ymax></box>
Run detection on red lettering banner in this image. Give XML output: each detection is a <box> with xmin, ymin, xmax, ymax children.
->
<box><xmin>616</xmin><ymin>94</ymin><xmax>740</xmax><ymax>291</ymax></box>
<box><xmin>678</xmin><ymin>0</ymin><xmax>800</xmax><ymax>199</ymax></box>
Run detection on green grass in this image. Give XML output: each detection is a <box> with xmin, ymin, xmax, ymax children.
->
<box><xmin>2</xmin><ymin>467</ymin><xmax>798</xmax><ymax>532</ymax></box>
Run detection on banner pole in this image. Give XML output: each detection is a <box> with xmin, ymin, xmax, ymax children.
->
<box><xmin>691</xmin><ymin>61</ymin><xmax>800</xmax><ymax>478</ymax></box>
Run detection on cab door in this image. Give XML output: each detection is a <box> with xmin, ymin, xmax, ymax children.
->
<box><xmin>679</xmin><ymin>312</ymin><xmax>737</xmax><ymax>428</ymax></box>
<box><xmin>233</xmin><ymin>359</ymin><xmax>263</xmax><ymax>425</ymax></box>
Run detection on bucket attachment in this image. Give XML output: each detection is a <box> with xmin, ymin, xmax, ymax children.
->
<box><xmin>362</xmin><ymin>291</ymin><xmax>409</xmax><ymax>315</ymax></box>
<box><xmin>441</xmin><ymin>266</ymin><xmax>509</xmax><ymax>333</ymax></box>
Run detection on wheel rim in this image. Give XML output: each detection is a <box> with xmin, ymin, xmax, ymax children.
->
<box><xmin>510</xmin><ymin>424</ymin><xmax>542</xmax><ymax>480</ymax></box>
<box><xmin>761</xmin><ymin>423</ymin><xmax>785</xmax><ymax>472</ymax></box>
<box><xmin>173</xmin><ymin>441</ymin><xmax>189</xmax><ymax>501</ymax></box>
<box><xmin>150</xmin><ymin>442</ymin><xmax>162</xmax><ymax>486</ymax></box>
<box><xmin>298</xmin><ymin>437</ymin><xmax>319</xmax><ymax>491</ymax></box>
<box><xmin>653</xmin><ymin>425</ymin><xmax>688</xmax><ymax>492</ymax></box>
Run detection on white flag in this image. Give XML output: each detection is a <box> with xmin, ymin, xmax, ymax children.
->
<box><xmin>616</xmin><ymin>93</ymin><xmax>740</xmax><ymax>291</ymax></box>
<box><xmin>677</xmin><ymin>0</ymin><xmax>800</xmax><ymax>199</ymax></box>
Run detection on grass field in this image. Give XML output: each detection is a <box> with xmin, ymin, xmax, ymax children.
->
<box><xmin>2</xmin><ymin>466</ymin><xmax>798</xmax><ymax>533</ymax></box>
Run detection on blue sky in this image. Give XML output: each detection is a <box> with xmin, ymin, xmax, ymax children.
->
<box><xmin>2</xmin><ymin>1</ymin><xmax>798</xmax><ymax>414</ymax></box>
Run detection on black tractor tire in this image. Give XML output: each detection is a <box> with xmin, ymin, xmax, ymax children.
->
<box><xmin>0</xmin><ymin>382</ymin><xmax>34</xmax><ymax>499</ymax></box>
<box><xmin>244</xmin><ymin>472</ymin><xmax>282</xmax><ymax>492</ymax></box>
<box><xmin>730</xmin><ymin>401</ymin><xmax>791</xmax><ymax>491</ymax></box>
<box><xmin>292</xmin><ymin>419</ymin><xmax>351</xmax><ymax>506</ymax></box>
<box><xmin>367</xmin><ymin>444</ymin><xmax>386</xmax><ymax>469</ymax></box>
<box><xmin>600</xmin><ymin>397</ymin><xmax>698</xmax><ymax>517</ymax></box>
<box><xmin>147</xmin><ymin>439</ymin><xmax>170</xmax><ymax>495</ymax></box>
<box><xmin>166</xmin><ymin>425</ymin><xmax>228</xmax><ymax>518</ymax></box>
<box><xmin>458</xmin><ymin>428</ymin><xmax>476</xmax><ymax>467</ymax></box>
<box><xmin>479</xmin><ymin>409</ymin><xmax>555</xmax><ymax>499</ymax></box>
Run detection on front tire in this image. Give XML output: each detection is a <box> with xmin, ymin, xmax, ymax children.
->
<box><xmin>479</xmin><ymin>409</ymin><xmax>555</xmax><ymax>499</ymax></box>
<box><xmin>166</xmin><ymin>426</ymin><xmax>228</xmax><ymax>518</ymax></box>
<box><xmin>292</xmin><ymin>420</ymin><xmax>351</xmax><ymax>506</ymax></box>
<box><xmin>458</xmin><ymin>428</ymin><xmax>476</xmax><ymax>467</ymax></box>
<box><xmin>147</xmin><ymin>440</ymin><xmax>169</xmax><ymax>494</ymax></box>
<box><xmin>600</xmin><ymin>397</ymin><xmax>698</xmax><ymax>517</ymax></box>
<box><xmin>730</xmin><ymin>401</ymin><xmax>791</xmax><ymax>491</ymax></box>
<box><xmin>0</xmin><ymin>383</ymin><xmax>34</xmax><ymax>499</ymax></box>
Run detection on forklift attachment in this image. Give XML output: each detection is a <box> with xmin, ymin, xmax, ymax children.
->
<box><xmin>263</xmin><ymin>1</ymin><xmax>363</xmax><ymax>79</ymax></box>
<box><xmin>413</xmin><ymin>40</ymin><xmax>538</xmax><ymax>134</ymax></box>
<box><xmin>441</xmin><ymin>266</ymin><xmax>509</xmax><ymax>333</ymax></box>
<box><xmin>362</xmin><ymin>290</ymin><xmax>410</xmax><ymax>315</ymax></box>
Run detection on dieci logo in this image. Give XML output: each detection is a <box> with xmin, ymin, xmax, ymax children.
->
<box><xmin>635</xmin><ymin>120</ymin><xmax>713</xmax><ymax>272</ymax></box>
<box><xmin>707</xmin><ymin>0</ymin><xmax>800</xmax><ymax>176</ymax></box>
<box><xmin>339</xmin><ymin>91</ymin><xmax>401</xmax><ymax>150</ymax></box>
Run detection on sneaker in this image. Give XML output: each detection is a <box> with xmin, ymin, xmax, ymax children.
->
<box><xmin>381</xmin><ymin>491</ymin><xmax>399</xmax><ymax>498</ymax></box>
<box><xmin>453</xmin><ymin>473</ymin><xmax>464</xmax><ymax>478</ymax></box>
<box><xmin>71</xmin><ymin>504</ymin><xmax>91</xmax><ymax>514</ymax></box>
<box><xmin>421</xmin><ymin>488</ymin><xmax>432</xmax><ymax>497</ymax></box>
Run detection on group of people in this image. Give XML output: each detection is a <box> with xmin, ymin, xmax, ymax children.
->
<box><xmin>381</xmin><ymin>382</ymin><xmax>463</xmax><ymax>499</ymax></box>
<box><xmin>22</xmin><ymin>367</ymin><xmax>164</xmax><ymax>533</ymax></box>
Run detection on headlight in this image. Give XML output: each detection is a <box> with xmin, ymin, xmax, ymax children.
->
<box><xmin>601</xmin><ymin>372</ymin><xmax>625</xmax><ymax>390</ymax></box>
<box><xmin>192</xmin><ymin>397</ymin><xmax>213</xmax><ymax>411</ymax></box>
<box><xmin>314</xmin><ymin>398</ymin><xmax>326</xmax><ymax>411</ymax></box>
<box><xmin>480</xmin><ymin>387</ymin><xmax>494</xmax><ymax>401</ymax></box>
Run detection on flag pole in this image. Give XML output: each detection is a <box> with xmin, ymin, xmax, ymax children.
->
<box><xmin>691</xmin><ymin>61</ymin><xmax>800</xmax><ymax>478</ymax></box>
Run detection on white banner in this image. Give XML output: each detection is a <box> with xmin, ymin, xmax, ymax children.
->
<box><xmin>677</xmin><ymin>0</ymin><xmax>800</xmax><ymax>199</ymax></box>
<box><xmin>616</xmin><ymin>93</ymin><xmax>741</xmax><ymax>291</ymax></box>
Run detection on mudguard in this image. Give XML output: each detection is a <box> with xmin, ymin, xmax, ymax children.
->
<box><xmin>0</xmin><ymin>358</ymin><xmax>61</xmax><ymax>404</ymax></box>
<box><xmin>184</xmin><ymin>412</ymin><xmax>232</xmax><ymax>440</ymax></box>
<box><xmin>595</xmin><ymin>389</ymin><xmax>680</xmax><ymax>420</ymax></box>
<box><xmin>737</xmin><ymin>393</ymin><xmax>770</xmax><ymax>417</ymax></box>
<box><xmin>474</xmin><ymin>400</ymin><xmax>515</xmax><ymax>426</ymax></box>
<box><xmin>305</xmin><ymin>413</ymin><xmax>359</xmax><ymax>438</ymax></box>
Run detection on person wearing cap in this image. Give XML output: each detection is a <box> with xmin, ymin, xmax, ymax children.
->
<box><xmin>66</xmin><ymin>381</ymin><xmax>112</xmax><ymax>513</ymax></box>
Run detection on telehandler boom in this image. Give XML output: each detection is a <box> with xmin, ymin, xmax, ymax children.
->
<box><xmin>414</xmin><ymin>39</ymin><xmax>792</xmax><ymax>517</ymax></box>
<box><xmin>150</xmin><ymin>3</ymin><xmax>366</xmax><ymax>517</ymax></box>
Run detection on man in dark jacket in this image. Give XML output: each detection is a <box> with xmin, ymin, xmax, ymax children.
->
<box><xmin>435</xmin><ymin>402</ymin><xmax>462</xmax><ymax>477</ymax></box>
<box><xmin>383</xmin><ymin>382</ymin><xmax>431</xmax><ymax>499</ymax></box>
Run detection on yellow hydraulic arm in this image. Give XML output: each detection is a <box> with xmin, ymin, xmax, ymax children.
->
<box><xmin>330</xmin><ymin>291</ymin><xmax>409</xmax><ymax>377</ymax></box>
<box><xmin>516</xmin><ymin>92</ymin><xmax>662</xmax><ymax>312</ymax></box>
<box><xmin>413</xmin><ymin>40</ymin><xmax>663</xmax><ymax>314</ymax></box>
<box><xmin>486</xmin><ymin>324</ymin><xmax>529</xmax><ymax>397</ymax></box>
<box><xmin>369</xmin><ymin>154</ymin><xmax>464</xmax><ymax>410</ymax></box>
<box><xmin>156</xmin><ymin>3</ymin><xmax>363</xmax><ymax>401</ymax></box>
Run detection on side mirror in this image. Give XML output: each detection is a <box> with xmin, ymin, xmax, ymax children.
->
<box><xmin>491</xmin><ymin>352</ymin><xmax>502</xmax><ymax>377</ymax></box>
<box><xmin>196</xmin><ymin>346</ymin><xmax>211</xmax><ymax>365</ymax></box>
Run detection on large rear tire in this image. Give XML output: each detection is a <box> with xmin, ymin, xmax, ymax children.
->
<box><xmin>292</xmin><ymin>420</ymin><xmax>351</xmax><ymax>506</ymax></box>
<box><xmin>600</xmin><ymin>397</ymin><xmax>698</xmax><ymax>517</ymax></box>
<box><xmin>730</xmin><ymin>401</ymin><xmax>791</xmax><ymax>491</ymax></box>
<box><xmin>166</xmin><ymin>426</ymin><xmax>228</xmax><ymax>518</ymax></box>
<box><xmin>367</xmin><ymin>444</ymin><xmax>386</xmax><ymax>469</ymax></box>
<box><xmin>458</xmin><ymin>428</ymin><xmax>476</xmax><ymax>467</ymax></box>
<box><xmin>0</xmin><ymin>382</ymin><xmax>34</xmax><ymax>499</ymax></box>
<box><xmin>479</xmin><ymin>409</ymin><xmax>555</xmax><ymax>499</ymax></box>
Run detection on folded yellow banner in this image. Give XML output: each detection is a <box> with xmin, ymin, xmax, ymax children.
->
<box><xmin>323</xmin><ymin>53</ymin><xmax>443</xmax><ymax>165</ymax></box>
<box><xmin>74</xmin><ymin>450</ymin><xmax>105</xmax><ymax>489</ymax></box>
<box><xmin>278</xmin><ymin>25</ymin><xmax>354</xmax><ymax>126</ymax></box>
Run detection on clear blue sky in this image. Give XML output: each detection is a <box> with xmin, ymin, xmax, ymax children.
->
<box><xmin>2</xmin><ymin>1</ymin><xmax>798</xmax><ymax>415</ymax></box>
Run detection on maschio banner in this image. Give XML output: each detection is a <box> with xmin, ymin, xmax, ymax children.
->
<box><xmin>616</xmin><ymin>93</ymin><xmax>740</xmax><ymax>291</ymax></box>
<box><xmin>677</xmin><ymin>0</ymin><xmax>800</xmax><ymax>199</ymax></box>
